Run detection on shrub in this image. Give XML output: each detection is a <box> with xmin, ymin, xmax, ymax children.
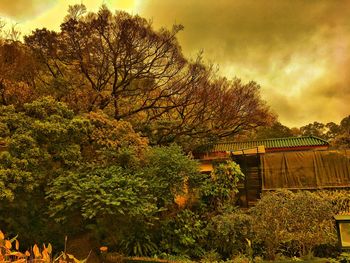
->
<box><xmin>119</xmin><ymin>226</ymin><xmax>158</xmax><ymax>257</ymax></box>
<box><xmin>250</xmin><ymin>190</ymin><xmax>337</xmax><ymax>260</ymax></box>
<box><xmin>206</xmin><ymin>210</ymin><xmax>253</xmax><ymax>259</ymax></box>
<box><xmin>200</xmin><ymin>160</ymin><xmax>244</xmax><ymax>211</ymax></box>
<box><xmin>200</xmin><ymin>250</ymin><xmax>222</xmax><ymax>263</ymax></box>
<box><xmin>159</xmin><ymin>209</ymin><xmax>207</xmax><ymax>258</ymax></box>
<box><xmin>317</xmin><ymin>190</ymin><xmax>350</xmax><ymax>214</ymax></box>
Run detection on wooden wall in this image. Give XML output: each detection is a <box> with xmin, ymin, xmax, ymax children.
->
<box><xmin>232</xmin><ymin>154</ymin><xmax>262</xmax><ymax>208</ymax></box>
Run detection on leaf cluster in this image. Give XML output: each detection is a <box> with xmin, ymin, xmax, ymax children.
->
<box><xmin>200</xmin><ymin>161</ymin><xmax>244</xmax><ymax>210</ymax></box>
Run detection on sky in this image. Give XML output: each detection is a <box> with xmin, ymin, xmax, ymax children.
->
<box><xmin>0</xmin><ymin>0</ymin><xmax>349</xmax><ymax>127</ymax></box>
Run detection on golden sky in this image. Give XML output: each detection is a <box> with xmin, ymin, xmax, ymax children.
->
<box><xmin>1</xmin><ymin>0</ymin><xmax>349</xmax><ymax>127</ymax></box>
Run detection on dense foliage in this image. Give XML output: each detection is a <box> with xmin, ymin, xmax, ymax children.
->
<box><xmin>199</xmin><ymin>161</ymin><xmax>244</xmax><ymax>213</ymax></box>
<box><xmin>0</xmin><ymin>99</ymin><xmax>348</xmax><ymax>261</ymax></box>
<box><xmin>0</xmin><ymin>5</ymin><xmax>273</xmax><ymax>258</ymax></box>
<box><xmin>0</xmin><ymin>94</ymin><xmax>249</xmax><ymax>258</ymax></box>
<box><xmin>250</xmin><ymin>190</ymin><xmax>337</xmax><ymax>259</ymax></box>
<box><xmin>0</xmin><ymin>3</ymin><xmax>349</xmax><ymax>263</ymax></box>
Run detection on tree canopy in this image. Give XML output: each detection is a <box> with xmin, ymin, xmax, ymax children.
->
<box><xmin>0</xmin><ymin>4</ymin><xmax>276</xmax><ymax>148</ymax></box>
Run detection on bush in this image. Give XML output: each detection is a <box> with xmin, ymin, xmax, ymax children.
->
<box><xmin>206</xmin><ymin>210</ymin><xmax>253</xmax><ymax>259</ymax></box>
<box><xmin>159</xmin><ymin>209</ymin><xmax>207</xmax><ymax>258</ymax></box>
<box><xmin>250</xmin><ymin>190</ymin><xmax>337</xmax><ymax>260</ymax></box>
<box><xmin>313</xmin><ymin>243</ymin><xmax>339</xmax><ymax>258</ymax></box>
<box><xmin>119</xmin><ymin>224</ymin><xmax>158</xmax><ymax>257</ymax></box>
<box><xmin>316</xmin><ymin>190</ymin><xmax>350</xmax><ymax>214</ymax></box>
<box><xmin>199</xmin><ymin>160</ymin><xmax>244</xmax><ymax>212</ymax></box>
<box><xmin>200</xmin><ymin>250</ymin><xmax>222</xmax><ymax>263</ymax></box>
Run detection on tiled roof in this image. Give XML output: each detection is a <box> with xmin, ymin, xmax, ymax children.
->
<box><xmin>200</xmin><ymin>136</ymin><xmax>329</xmax><ymax>152</ymax></box>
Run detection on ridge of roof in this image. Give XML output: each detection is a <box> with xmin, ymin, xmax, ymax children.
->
<box><xmin>212</xmin><ymin>135</ymin><xmax>328</xmax><ymax>145</ymax></box>
<box><xmin>308</xmin><ymin>135</ymin><xmax>329</xmax><ymax>144</ymax></box>
<box><xmin>197</xmin><ymin>136</ymin><xmax>329</xmax><ymax>153</ymax></box>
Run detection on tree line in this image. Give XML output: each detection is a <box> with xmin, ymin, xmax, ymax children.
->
<box><xmin>243</xmin><ymin>117</ymin><xmax>350</xmax><ymax>148</ymax></box>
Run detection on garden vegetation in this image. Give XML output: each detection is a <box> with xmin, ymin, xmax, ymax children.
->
<box><xmin>0</xmin><ymin>4</ymin><xmax>350</xmax><ymax>263</ymax></box>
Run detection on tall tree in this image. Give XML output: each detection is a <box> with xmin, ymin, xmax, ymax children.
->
<box><xmin>325</xmin><ymin>122</ymin><xmax>341</xmax><ymax>141</ymax></box>
<box><xmin>25</xmin><ymin>5</ymin><xmax>187</xmax><ymax>116</ymax></box>
<box><xmin>24</xmin><ymin>4</ymin><xmax>274</xmax><ymax>148</ymax></box>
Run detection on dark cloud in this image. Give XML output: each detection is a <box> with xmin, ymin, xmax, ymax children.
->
<box><xmin>139</xmin><ymin>0</ymin><xmax>350</xmax><ymax>126</ymax></box>
<box><xmin>141</xmin><ymin>0</ymin><xmax>349</xmax><ymax>57</ymax></box>
<box><xmin>0</xmin><ymin>0</ymin><xmax>56</xmax><ymax>20</ymax></box>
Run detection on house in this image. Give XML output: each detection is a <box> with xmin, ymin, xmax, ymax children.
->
<box><xmin>195</xmin><ymin>136</ymin><xmax>350</xmax><ymax>207</ymax></box>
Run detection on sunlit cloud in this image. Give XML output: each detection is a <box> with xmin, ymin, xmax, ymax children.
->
<box><xmin>0</xmin><ymin>0</ymin><xmax>56</xmax><ymax>20</ymax></box>
<box><xmin>1</xmin><ymin>0</ymin><xmax>141</xmax><ymax>36</ymax></box>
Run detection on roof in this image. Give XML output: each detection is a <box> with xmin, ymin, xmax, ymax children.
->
<box><xmin>334</xmin><ymin>215</ymin><xmax>350</xmax><ymax>221</ymax></box>
<box><xmin>199</xmin><ymin>136</ymin><xmax>329</xmax><ymax>153</ymax></box>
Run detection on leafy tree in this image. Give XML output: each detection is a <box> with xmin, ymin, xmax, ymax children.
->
<box><xmin>25</xmin><ymin>5</ymin><xmax>186</xmax><ymax>117</ymax></box>
<box><xmin>143</xmin><ymin>145</ymin><xmax>201</xmax><ymax>208</ymax></box>
<box><xmin>145</xmin><ymin>76</ymin><xmax>275</xmax><ymax>147</ymax></box>
<box><xmin>84</xmin><ymin>110</ymin><xmax>148</xmax><ymax>166</ymax></box>
<box><xmin>255</xmin><ymin>121</ymin><xmax>293</xmax><ymax>139</ymax></box>
<box><xmin>340</xmin><ymin>115</ymin><xmax>350</xmax><ymax>134</ymax></box>
<box><xmin>300</xmin><ymin>121</ymin><xmax>326</xmax><ymax>139</ymax></box>
<box><xmin>325</xmin><ymin>122</ymin><xmax>341</xmax><ymax>141</ymax></box>
<box><xmin>290</xmin><ymin>127</ymin><xmax>302</xmax><ymax>137</ymax></box>
<box><xmin>0</xmin><ymin>97</ymin><xmax>87</xmax><ymax>201</ymax></box>
<box><xmin>0</xmin><ymin>41</ymin><xmax>37</xmax><ymax>106</ymax></box>
<box><xmin>47</xmin><ymin>145</ymin><xmax>200</xmax><ymax>222</ymax></box>
<box><xmin>47</xmin><ymin>166</ymin><xmax>159</xmax><ymax>223</ymax></box>
<box><xmin>46</xmin><ymin>144</ymin><xmax>202</xmax><ymax>256</ymax></box>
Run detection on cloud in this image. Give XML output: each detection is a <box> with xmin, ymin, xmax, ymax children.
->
<box><xmin>0</xmin><ymin>0</ymin><xmax>56</xmax><ymax>20</ymax></box>
<box><xmin>2</xmin><ymin>0</ymin><xmax>142</xmax><ymax>36</ymax></box>
<box><xmin>139</xmin><ymin>0</ymin><xmax>350</xmax><ymax>126</ymax></box>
